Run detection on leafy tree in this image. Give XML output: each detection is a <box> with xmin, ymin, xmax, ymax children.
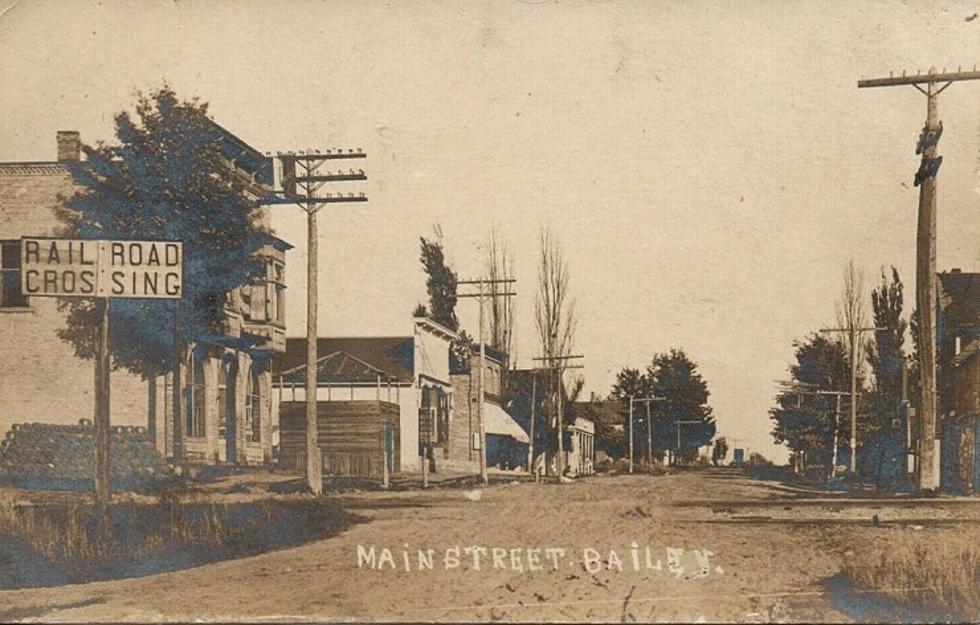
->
<box><xmin>418</xmin><ymin>226</ymin><xmax>458</xmax><ymax>331</ymax></box>
<box><xmin>647</xmin><ymin>349</ymin><xmax>716</xmax><ymax>464</ymax></box>
<box><xmin>611</xmin><ymin>350</ymin><xmax>717</xmax><ymax>466</ymax></box>
<box><xmin>867</xmin><ymin>266</ymin><xmax>907</xmax><ymax>428</ymax></box>
<box><xmin>609</xmin><ymin>367</ymin><xmax>655</xmax><ymax>463</ymax></box>
<box><xmin>711</xmin><ymin>437</ymin><xmax>729</xmax><ymax>466</ymax></box>
<box><xmin>770</xmin><ymin>334</ymin><xmax>866</xmax><ymax>471</ymax></box>
<box><xmin>54</xmin><ymin>87</ymin><xmax>268</xmax><ymax>377</ymax></box>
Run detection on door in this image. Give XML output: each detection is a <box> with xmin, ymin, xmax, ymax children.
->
<box><xmin>974</xmin><ymin>415</ymin><xmax>980</xmax><ymax>495</ymax></box>
<box><xmin>385</xmin><ymin>423</ymin><xmax>395</xmax><ymax>473</ymax></box>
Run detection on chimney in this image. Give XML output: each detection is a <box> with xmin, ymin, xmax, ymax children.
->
<box><xmin>56</xmin><ymin>131</ymin><xmax>81</xmax><ymax>162</ymax></box>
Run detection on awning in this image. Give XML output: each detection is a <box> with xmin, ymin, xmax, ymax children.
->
<box><xmin>484</xmin><ymin>403</ymin><xmax>529</xmax><ymax>444</ymax></box>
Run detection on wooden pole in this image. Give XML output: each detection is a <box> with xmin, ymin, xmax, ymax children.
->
<box><xmin>556</xmin><ymin>364</ymin><xmax>564</xmax><ymax>478</ymax></box>
<box><xmin>915</xmin><ymin>84</ymin><xmax>940</xmax><ymax>491</ymax></box>
<box><xmin>94</xmin><ymin>297</ymin><xmax>111</xmax><ymax>519</ymax></box>
<box><xmin>857</xmin><ymin>67</ymin><xmax>980</xmax><ymax>489</ymax></box>
<box><xmin>478</xmin><ymin>278</ymin><xmax>488</xmax><ymax>484</ymax></box>
<box><xmin>305</xmin><ymin>194</ymin><xmax>322</xmax><ymax>495</ymax></box>
<box><xmin>831</xmin><ymin>393</ymin><xmax>841</xmax><ymax>478</ymax></box>
<box><xmin>628</xmin><ymin>396</ymin><xmax>634</xmax><ymax>474</ymax></box>
<box><xmin>646</xmin><ymin>400</ymin><xmax>652</xmax><ymax>466</ymax></box>
<box><xmin>849</xmin><ymin>325</ymin><xmax>858</xmax><ymax>475</ymax></box>
<box><xmin>527</xmin><ymin>373</ymin><xmax>537</xmax><ymax>473</ymax></box>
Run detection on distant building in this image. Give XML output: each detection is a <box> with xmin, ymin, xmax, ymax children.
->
<box><xmin>272</xmin><ymin>317</ymin><xmax>457</xmax><ymax>473</ymax></box>
<box><xmin>0</xmin><ymin>127</ymin><xmax>290</xmax><ymax>468</ymax></box>
<box><xmin>937</xmin><ymin>269</ymin><xmax>980</xmax><ymax>494</ymax></box>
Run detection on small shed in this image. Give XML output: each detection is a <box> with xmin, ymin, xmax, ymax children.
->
<box><xmin>279</xmin><ymin>400</ymin><xmax>400</xmax><ymax>478</ymax></box>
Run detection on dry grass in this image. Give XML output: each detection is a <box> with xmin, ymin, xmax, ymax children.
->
<box><xmin>841</xmin><ymin>530</ymin><xmax>980</xmax><ymax>622</ymax></box>
<box><xmin>0</xmin><ymin>487</ymin><xmax>356</xmax><ymax>589</ymax></box>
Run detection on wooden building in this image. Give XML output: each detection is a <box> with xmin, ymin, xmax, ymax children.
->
<box><xmin>937</xmin><ymin>270</ymin><xmax>980</xmax><ymax>494</ymax></box>
<box><xmin>278</xmin><ymin>400</ymin><xmax>399</xmax><ymax>478</ymax></box>
<box><xmin>272</xmin><ymin>316</ymin><xmax>457</xmax><ymax>474</ymax></box>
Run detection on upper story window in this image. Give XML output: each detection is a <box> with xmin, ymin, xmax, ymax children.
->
<box><xmin>238</xmin><ymin>258</ymin><xmax>284</xmax><ymax>325</ymax></box>
<box><xmin>0</xmin><ymin>240</ymin><xmax>28</xmax><ymax>308</ymax></box>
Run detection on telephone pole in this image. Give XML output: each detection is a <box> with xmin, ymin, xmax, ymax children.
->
<box><xmin>628</xmin><ymin>396</ymin><xmax>665</xmax><ymax>473</ymax></box>
<box><xmin>858</xmin><ymin>65</ymin><xmax>980</xmax><ymax>490</ymax></box>
<box><xmin>527</xmin><ymin>361</ymin><xmax>583</xmax><ymax>476</ymax></box>
<box><xmin>457</xmin><ymin>277</ymin><xmax>516</xmax><ymax>484</ymax></box>
<box><xmin>532</xmin><ymin>354</ymin><xmax>584</xmax><ymax>480</ymax></box>
<box><xmin>270</xmin><ymin>149</ymin><xmax>367</xmax><ymax>495</ymax></box>
<box><xmin>786</xmin><ymin>384</ymin><xmax>850</xmax><ymax>478</ymax></box>
<box><xmin>820</xmin><ymin>325</ymin><xmax>883</xmax><ymax>477</ymax></box>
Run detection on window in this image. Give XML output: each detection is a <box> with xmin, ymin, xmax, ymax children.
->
<box><xmin>0</xmin><ymin>240</ymin><xmax>27</xmax><ymax>308</ymax></box>
<box><xmin>186</xmin><ymin>350</ymin><xmax>206</xmax><ymax>438</ymax></box>
<box><xmin>245</xmin><ymin>367</ymin><xmax>261</xmax><ymax>444</ymax></box>
<box><xmin>273</xmin><ymin>262</ymin><xmax>285</xmax><ymax>324</ymax></box>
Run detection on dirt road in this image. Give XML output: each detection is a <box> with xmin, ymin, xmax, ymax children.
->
<box><xmin>2</xmin><ymin>468</ymin><xmax>977</xmax><ymax>623</ymax></box>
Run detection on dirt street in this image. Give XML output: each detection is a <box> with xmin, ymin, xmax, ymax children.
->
<box><xmin>2</xmin><ymin>468</ymin><xmax>978</xmax><ymax>623</ymax></box>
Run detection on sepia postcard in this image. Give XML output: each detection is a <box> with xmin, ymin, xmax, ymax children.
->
<box><xmin>1</xmin><ymin>1</ymin><xmax>979</xmax><ymax>622</ymax></box>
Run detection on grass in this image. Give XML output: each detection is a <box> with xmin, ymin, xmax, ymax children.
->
<box><xmin>0</xmin><ymin>487</ymin><xmax>358</xmax><ymax>589</ymax></box>
<box><xmin>840</xmin><ymin>530</ymin><xmax>980</xmax><ymax>622</ymax></box>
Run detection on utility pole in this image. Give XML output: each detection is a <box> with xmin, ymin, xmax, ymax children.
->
<box><xmin>527</xmin><ymin>372</ymin><xmax>537</xmax><ymax>472</ymax></box>
<box><xmin>532</xmin><ymin>354</ymin><xmax>584</xmax><ymax>480</ymax></box>
<box><xmin>94</xmin><ymin>297</ymin><xmax>110</xmax><ymax>526</ymax></box>
<box><xmin>457</xmin><ymin>277</ymin><xmax>516</xmax><ymax>484</ymax></box>
<box><xmin>628</xmin><ymin>396</ymin><xmax>665</xmax><ymax>473</ymax></box>
<box><xmin>821</xmin><ymin>325</ymin><xmax>883</xmax><ymax>477</ymax></box>
<box><xmin>788</xmin><ymin>385</ymin><xmax>850</xmax><ymax>479</ymax></box>
<box><xmin>858</xmin><ymin>66</ymin><xmax>980</xmax><ymax>490</ymax></box>
<box><xmin>271</xmin><ymin>149</ymin><xmax>367</xmax><ymax>495</ymax></box>
<box><xmin>674</xmin><ymin>420</ymin><xmax>702</xmax><ymax>467</ymax></box>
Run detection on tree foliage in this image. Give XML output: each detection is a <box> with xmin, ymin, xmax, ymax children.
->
<box><xmin>418</xmin><ymin>226</ymin><xmax>459</xmax><ymax>331</ymax></box>
<box><xmin>610</xmin><ymin>349</ymin><xmax>716</xmax><ymax>464</ymax></box>
<box><xmin>54</xmin><ymin>87</ymin><xmax>268</xmax><ymax>377</ymax></box>
<box><xmin>770</xmin><ymin>334</ymin><xmax>858</xmax><ymax>467</ymax></box>
<box><xmin>867</xmin><ymin>266</ymin><xmax>907</xmax><ymax>427</ymax></box>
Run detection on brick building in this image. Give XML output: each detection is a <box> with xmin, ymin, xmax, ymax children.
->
<box><xmin>0</xmin><ymin>128</ymin><xmax>290</xmax><ymax>467</ymax></box>
<box><xmin>448</xmin><ymin>345</ymin><xmax>529</xmax><ymax>472</ymax></box>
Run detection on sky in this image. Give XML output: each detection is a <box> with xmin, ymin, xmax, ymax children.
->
<box><xmin>1</xmin><ymin>0</ymin><xmax>979</xmax><ymax>463</ymax></box>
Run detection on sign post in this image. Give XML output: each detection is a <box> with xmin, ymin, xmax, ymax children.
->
<box><xmin>21</xmin><ymin>237</ymin><xmax>183</xmax><ymax>516</ymax></box>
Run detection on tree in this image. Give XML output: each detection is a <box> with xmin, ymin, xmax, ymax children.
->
<box><xmin>578</xmin><ymin>397</ymin><xmax>625</xmax><ymax>460</ymax></box>
<box><xmin>609</xmin><ymin>367</ymin><xmax>652</xmax><ymax>464</ymax></box>
<box><xmin>418</xmin><ymin>224</ymin><xmax>458</xmax><ymax>331</ymax></box>
<box><xmin>534</xmin><ymin>225</ymin><xmax>577</xmax><ymax>463</ymax></box>
<box><xmin>485</xmin><ymin>225</ymin><xmax>515</xmax><ymax>363</ymax></box>
<box><xmin>770</xmin><ymin>333</ymin><xmax>862</xmax><ymax>472</ymax></box>
<box><xmin>711</xmin><ymin>437</ymin><xmax>729</xmax><ymax>466</ymax></box>
<box><xmin>647</xmin><ymin>349</ymin><xmax>716</xmax><ymax>465</ymax></box>
<box><xmin>534</xmin><ymin>225</ymin><xmax>576</xmax><ymax>364</ymax></box>
<box><xmin>867</xmin><ymin>266</ymin><xmax>907</xmax><ymax>427</ymax></box>
<box><xmin>55</xmin><ymin>87</ymin><xmax>268</xmax><ymax>378</ymax></box>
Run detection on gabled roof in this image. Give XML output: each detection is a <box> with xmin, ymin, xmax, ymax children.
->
<box><xmin>275</xmin><ymin>337</ymin><xmax>415</xmax><ymax>384</ymax></box>
<box><xmin>939</xmin><ymin>271</ymin><xmax>980</xmax><ymax>333</ymax></box>
<box><xmin>278</xmin><ymin>350</ymin><xmax>402</xmax><ymax>385</ymax></box>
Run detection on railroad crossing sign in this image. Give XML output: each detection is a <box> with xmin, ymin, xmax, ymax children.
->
<box><xmin>20</xmin><ymin>237</ymin><xmax>182</xmax><ymax>299</ymax></box>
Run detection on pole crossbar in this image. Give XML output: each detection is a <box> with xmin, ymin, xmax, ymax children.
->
<box><xmin>857</xmin><ymin>69</ymin><xmax>980</xmax><ymax>88</ymax></box>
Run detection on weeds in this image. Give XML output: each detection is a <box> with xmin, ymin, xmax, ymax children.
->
<box><xmin>0</xmin><ymin>488</ymin><xmax>357</xmax><ymax>589</ymax></box>
<box><xmin>840</xmin><ymin>531</ymin><xmax>980</xmax><ymax>622</ymax></box>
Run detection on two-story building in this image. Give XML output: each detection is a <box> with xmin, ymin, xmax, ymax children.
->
<box><xmin>0</xmin><ymin>127</ymin><xmax>290</xmax><ymax>468</ymax></box>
